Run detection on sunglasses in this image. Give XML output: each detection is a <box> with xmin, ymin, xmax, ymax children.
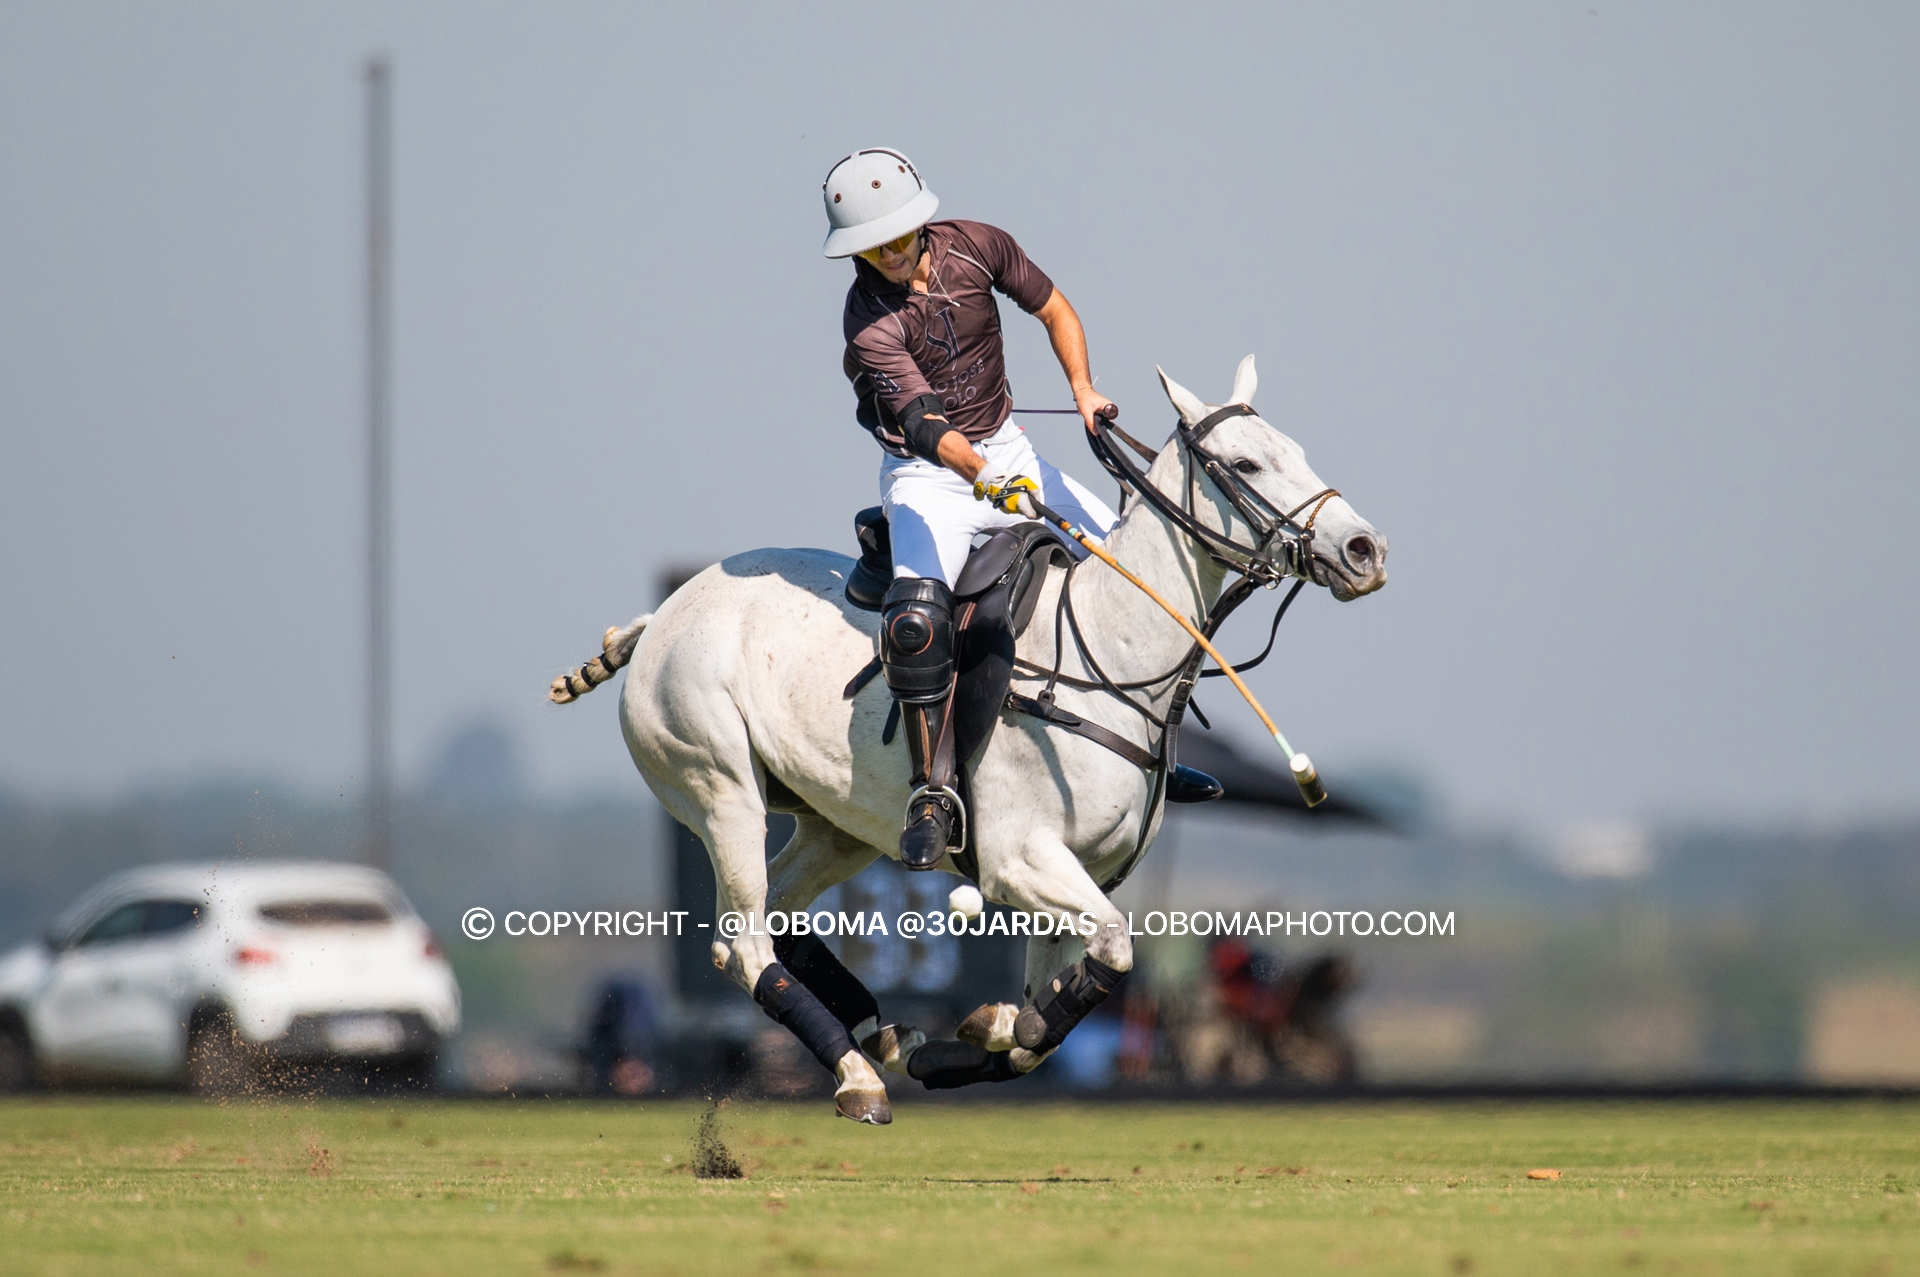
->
<box><xmin>858</xmin><ymin>231</ymin><xmax>920</xmax><ymax>262</ymax></box>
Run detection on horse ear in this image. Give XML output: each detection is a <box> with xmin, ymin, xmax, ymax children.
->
<box><xmin>1230</xmin><ymin>354</ymin><xmax>1257</xmax><ymax>407</ymax></box>
<box><xmin>1157</xmin><ymin>366</ymin><xmax>1207</xmax><ymax>425</ymax></box>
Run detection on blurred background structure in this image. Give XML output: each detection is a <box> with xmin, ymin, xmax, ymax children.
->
<box><xmin>2</xmin><ymin>2</ymin><xmax>1917</xmax><ymax>1093</ymax></box>
<box><xmin>4</xmin><ymin>725</ymin><xmax>1916</xmax><ymax>1093</ymax></box>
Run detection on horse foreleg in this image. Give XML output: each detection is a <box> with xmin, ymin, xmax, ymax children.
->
<box><xmin>956</xmin><ymin>929</ymin><xmax>1084</xmax><ymax>1052</ymax></box>
<box><xmin>910</xmin><ymin>840</ymin><xmax>1134</xmax><ymax>1087</ymax></box>
<box><xmin>764</xmin><ymin>815</ymin><xmax>925</xmax><ymax>1076</ymax></box>
<box><xmin>990</xmin><ymin>841</ymin><xmax>1135</xmax><ymax>1074</ymax></box>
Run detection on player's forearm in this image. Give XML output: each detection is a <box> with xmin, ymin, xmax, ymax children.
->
<box><xmin>937</xmin><ymin>431</ymin><xmax>987</xmax><ymax>482</ymax></box>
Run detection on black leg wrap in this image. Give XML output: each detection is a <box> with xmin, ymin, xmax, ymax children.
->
<box><xmin>772</xmin><ymin>934</ymin><xmax>880</xmax><ymax>1031</ymax></box>
<box><xmin>1013</xmin><ymin>956</ymin><xmax>1126</xmax><ymax>1053</ymax></box>
<box><xmin>906</xmin><ymin>1039</ymin><xmax>1023</xmax><ymax>1090</ymax></box>
<box><xmin>754</xmin><ymin>962</ymin><xmax>857</xmax><ymax>1076</ymax></box>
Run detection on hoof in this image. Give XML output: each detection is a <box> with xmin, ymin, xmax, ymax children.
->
<box><xmin>957</xmin><ymin>1003</ymin><xmax>1019</xmax><ymax>1052</ymax></box>
<box><xmin>1013</xmin><ymin>1005</ymin><xmax>1048</xmax><ymax>1050</ymax></box>
<box><xmin>833</xmin><ymin>1049</ymin><xmax>892</xmax><ymax>1124</ymax></box>
<box><xmin>835</xmin><ymin>1087</ymin><xmax>892</xmax><ymax>1125</ymax></box>
<box><xmin>1009</xmin><ymin>1047</ymin><xmax>1051</xmax><ymax>1075</ymax></box>
<box><xmin>859</xmin><ymin>1024</ymin><xmax>927</xmax><ymax>1077</ymax></box>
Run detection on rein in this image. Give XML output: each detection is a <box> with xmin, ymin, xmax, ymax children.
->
<box><xmin>1023</xmin><ymin>403</ymin><xmax>1341</xmax><ymax>580</ymax></box>
<box><xmin>1090</xmin><ymin>402</ymin><xmax>1339</xmax><ymax>585</ymax></box>
<box><xmin>1006</xmin><ymin>404</ymin><xmax>1338</xmax><ymax>864</ymax></box>
<box><xmin>1015</xmin><ymin>403</ymin><xmax>1338</xmax><ymax>692</ymax></box>
<box><xmin>1029</xmin><ymin>403</ymin><xmax>1336</xmax><ymax>714</ymax></box>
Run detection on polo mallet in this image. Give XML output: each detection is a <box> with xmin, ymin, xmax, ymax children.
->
<box><xmin>1015</xmin><ymin>488</ymin><xmax>1328</xmax><ymax>808</ymax></box>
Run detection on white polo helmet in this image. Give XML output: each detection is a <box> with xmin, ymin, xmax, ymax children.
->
<box><xmin>821</xmin><ymin>148</ymin><xmax>939</xmax><ymax>259</ymax></box>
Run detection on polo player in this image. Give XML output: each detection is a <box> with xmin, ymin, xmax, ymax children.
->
<box><xmin>825</xmin><ymin>147</ymin><xmax>1139</xmax><ymax>870</ymax></box>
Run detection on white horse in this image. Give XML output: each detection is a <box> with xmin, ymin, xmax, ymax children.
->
<box><xmin>551</xmin><ymin>358</ymin><xmax>1387</xmax><ymax>1122</ymax></box>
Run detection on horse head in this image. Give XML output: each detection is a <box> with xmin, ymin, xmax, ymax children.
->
<box><xmin>1154</xmin><ymin>356</ymin><xmax>1387</xmax><ymax>602</ymax></box>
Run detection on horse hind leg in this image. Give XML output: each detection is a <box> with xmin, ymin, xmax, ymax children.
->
<box><xmin>774</xmin><ymin>932</ymin><xmax>925</xmax><ymax>1077</ymax></box>
<box><xmin>685</xmin><ymin>781</ymin><xmax>892</xmax><ymax>1125</ymax></box>
<box><xmin>764</xmin><ymin>813</ymin><xmax>925</xmax><ymax>1077</ymax></box>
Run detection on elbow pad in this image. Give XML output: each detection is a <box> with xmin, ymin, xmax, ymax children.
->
<box><xmin>900</xmin><ymin>393</ymin><xmax>956</xmax><ymax>463</ymax></box>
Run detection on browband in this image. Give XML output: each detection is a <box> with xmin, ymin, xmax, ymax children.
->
<box><xmin>1184</xmin><ymin>401</ymin><xmax>1256</xmax><ymax>443</ymax></box>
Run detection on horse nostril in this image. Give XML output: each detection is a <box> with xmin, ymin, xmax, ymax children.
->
<box><xmin>1345</xmin><ymin>535</ymin><xmax>1375</xmax><ymax>563</ymax></box>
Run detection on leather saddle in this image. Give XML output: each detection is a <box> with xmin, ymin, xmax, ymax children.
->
<box><xmin>843</xmin><ymin>507</ymin><xmax>1071</xmax><ymax>773</ymax></box>
<box><xmin>841</xmin><ymin>507</ymin><xmax>1223</xmax><ymax>865</ymax></box>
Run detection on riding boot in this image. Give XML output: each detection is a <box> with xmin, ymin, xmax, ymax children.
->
<box><xmin>881</xmin><ymin>577</ymin><xmax>962</xmax><ymax>872</ymax></box>
<box><xmin>899</xmin><ymin>696</ymin><xmax>961</xmax><ymax>870</ymax></box>
<box><xmin>1166</xmin><ymin>764</ymin><xmax>1225</xmax><ymax>803</ymax></box>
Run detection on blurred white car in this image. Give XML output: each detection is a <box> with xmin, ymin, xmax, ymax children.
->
<box><xmin>0</xmin><ymin>861</ymin><xmax>460</xmax><ymax>1093</ymax></box>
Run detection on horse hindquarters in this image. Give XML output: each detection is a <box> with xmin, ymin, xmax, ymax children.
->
<box><xmin>616</xmin><ymin>576</ymin><xmax>891</xmax><ymax>1122</ymax></box>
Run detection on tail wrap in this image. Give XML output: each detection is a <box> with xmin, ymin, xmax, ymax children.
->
<box><xmin>549</xmin><ymin>615</ymin><xmax>651</xmax><ymax>703</ymax></box>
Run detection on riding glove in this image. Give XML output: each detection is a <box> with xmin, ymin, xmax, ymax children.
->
<box><xmin>972</xmin><ymin>463</ymin><xmax>1040</xmax><ymax>515</ymax></box>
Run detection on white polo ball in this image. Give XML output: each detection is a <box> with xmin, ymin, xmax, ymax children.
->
<box><xmin>948</xmin><ymin>883</ymin><xmax>984</xmax><ymax>919</ymax></box>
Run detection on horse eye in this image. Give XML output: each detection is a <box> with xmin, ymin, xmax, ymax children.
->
<box><xmin>1233</xmin><ymin>459</ymin><xmax>1261</xmax><ymax>475</ymax></box>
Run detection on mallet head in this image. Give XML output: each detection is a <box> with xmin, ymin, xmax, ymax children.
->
<box><xmin>1291</xmin><ymin>752</ymin><xmax>1328</xmax><ymax>808</ymax></box>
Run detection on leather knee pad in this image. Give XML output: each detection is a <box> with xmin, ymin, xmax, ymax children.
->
<box><xmin>880</xmin><ymin>577</ymin><xmax>954</xmax><ymax>704</ymax></box>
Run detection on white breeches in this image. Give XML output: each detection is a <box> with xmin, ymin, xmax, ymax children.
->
<box><xmin>879</xmin><ymin>419</ymin><xmax>1120</xmax><ymax>585</ymax></box>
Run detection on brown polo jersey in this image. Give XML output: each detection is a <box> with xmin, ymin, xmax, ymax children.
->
<box><xmin>842</xmin><ymin>220</ymin><xmax>1056</xmax><ymax>461</ymax></box>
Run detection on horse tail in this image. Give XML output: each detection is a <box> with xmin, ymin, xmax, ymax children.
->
<box><xmin>549</xmin><ymin>614</ymin><xmax>652</xmax><ymax>704</ymax></box>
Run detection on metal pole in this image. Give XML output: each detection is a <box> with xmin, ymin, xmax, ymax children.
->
<box><xmin>365</xmin><ymin>57</ymin><xmax>393</xmax><ymax>871</ymax></box>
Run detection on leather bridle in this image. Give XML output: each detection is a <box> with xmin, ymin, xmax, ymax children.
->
<box><xmin>1087</xmin><ymin>402</ymin><xmax>1340</xmax><ymax>588</ymax></box>
<box><xmin>1007</xmin><ymin>403</ymin><xmax>1347</xmax><ymax>888</ymax></box>
<box><xmin>1016</xmin><ymin>403</ymin><xmax>1342</xmax><ymax>740</ymax></box>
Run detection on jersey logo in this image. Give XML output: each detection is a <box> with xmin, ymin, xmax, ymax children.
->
<box><xmin>923</xmin><ymin>307</ymin><xmax>959</xmax><ymax>371</ymax></box>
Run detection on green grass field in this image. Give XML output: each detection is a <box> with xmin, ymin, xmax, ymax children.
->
<box><xmin>4</xmin><ymin>1096</ymin><xmax>1918</xmax><ymax>1275</ymax></box>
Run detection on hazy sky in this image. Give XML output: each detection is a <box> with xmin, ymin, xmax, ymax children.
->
<box><xmin>3</xmin><ymin>2</ymin><xmax>1915</xmax><ymax>836</ymax></box>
